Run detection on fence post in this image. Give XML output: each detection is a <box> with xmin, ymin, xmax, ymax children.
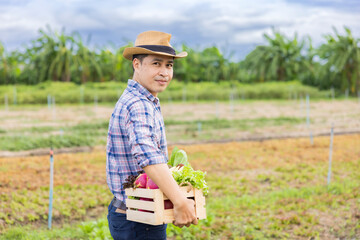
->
<box><xmin>13</xmin><ymin>87</ymin><xmax>17</xmax><ymax>105</ymax></box>
<box><xmin>345</xmin><ymin>89</ymin><xmax>349</xmax><ymax>99</ymax></box>
<box><xmin>47</xmin><ymin>95</ymin><xmax>52</xmax><ymax>110</ymax></box>
<box><xmin>4</xmin><ymin>94</ymin><xmax>8</xmax><ymax>111</ymax></box>
<box><xmin>306</xmin><ymin>94</ymin><xmax>314</xmax><ymax>145</ymax></box>
<box><xmin>48</xmin><ymin>149</ymin><xmax>54</xmax><ymax>229</ymax></box>
<box><xmin>229</xmin><ymin>91</ymin><xmax>234</xmax><ymax>114</ymax></box>
<box><xmin>182</xmin><ymin>87</ymin><xmax>187</xmax><ymax>102</ymax></box>
<box><xmin>331</xmin><ymin>87</ymin><xmax>335</xmax><ymax>101</ymax></box>
<box><xmin>327</xmin><ymin>124</ymin><xmax>334</xmax><ymax>186</ymax></box>
<box><xmin>197</xmin><ymin>121</ymin><xmax>202</xmax><ymax>135</ymax></box>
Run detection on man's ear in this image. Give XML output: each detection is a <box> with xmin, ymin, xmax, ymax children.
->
<box><xmin>133</xmin><ymin>58</ymin><xmax>140</xmax><ymax>70</ymax></box>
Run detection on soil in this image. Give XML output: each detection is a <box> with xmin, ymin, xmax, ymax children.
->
<box><xmin>0</xmin><ymin>99</ymin><xmax>359</xmax><ymax>157</ymax></box>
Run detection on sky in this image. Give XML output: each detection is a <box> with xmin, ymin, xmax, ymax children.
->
<box><xmin>0</xmin><ymin>0</ymin><xmax>359</xmax><ymax>60</ymax></box>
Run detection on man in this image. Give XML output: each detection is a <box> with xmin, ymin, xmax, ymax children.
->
<box><xmin>106</xmin><ymin>31</ymin><xmax>198</xmax><ymax>240</ymax></box>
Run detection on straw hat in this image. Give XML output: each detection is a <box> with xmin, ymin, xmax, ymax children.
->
<box><xmin>123</xmin><ymin>31</ymin><xmax>187</xmax><ymax>61</ymax></box>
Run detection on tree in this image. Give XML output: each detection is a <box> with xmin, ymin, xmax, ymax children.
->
<box><xmin>174</xmin><ymin>44</ymin><xmax>231</xmax><ymax>82</ymax></box>
<box><xmin>72</xmin><ymin>33</ymin><xmax>102</xmax><ymax>83</ymax></box>
<box><xmin>20</xmin><ymin>27</ymin><xmax>71</xmax><ymax>83</ymax></box>
<box><xmin>243</xmin><ymin>29</ymin><xmax>307</xmax><ymax>82</ymax></box>
<box><xmin>317</xmin><ymin>26</ymin><xmax>360</xmax><ymax>94</ymax></box>
<box><xmin>0</xmin><ymin>42</ymin><xmax>21</xmax><ymax>84</ymax></box>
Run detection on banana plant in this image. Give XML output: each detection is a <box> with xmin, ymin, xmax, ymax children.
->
<box><xmin>0</xmin><ymin>42</ymin><xmax>21</xmax><ymax>84</ymax></box>
<box><xmin>243</xmin><ymin>28</ymin><xmax>307</xmax><ymax>82</ymax></box>
<box><xmin>317</xmin><ymin>26</ymin><xmax>360</xmax><ymax>94</ymax></box>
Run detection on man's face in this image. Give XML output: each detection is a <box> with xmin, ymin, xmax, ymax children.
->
<box><xmin>133</xmin><ymin>54</ymin><xmax>174</xmax><ymax>97</ymax></box>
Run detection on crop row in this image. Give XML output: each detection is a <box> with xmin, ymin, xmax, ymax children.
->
<box><xmin>0</xmin><ymin>81</ymin><xmax>331</xmax><ymax>105</ymax></box>
<box><xmin>0</xmin><ymin>134</ymin><xmax>359</xmax><ymax>239</ymax></box>
<box><xmin>0</xmin><ymin>116</ymin><xmax>305</xmax><ymax>151</ymax></box>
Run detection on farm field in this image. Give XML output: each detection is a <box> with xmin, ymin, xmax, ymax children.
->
<box><xmin>1</xmin><ymin>134</ymin><xmax>360</xmax><ymax>239</ymax></box>
<box><xmin>0</xmin><ymin>99</ymin><xmax>359</xmax><ymax>153</ymax></box>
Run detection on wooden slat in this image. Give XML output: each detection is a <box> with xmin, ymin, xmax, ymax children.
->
<box><xmin>125</xmin><ymin>188</ymin><xmax>158</xmax><ymax>198</ymax></box>
<box><xmin>154</xmin><ymin>189</ymin><xmax>165</xmax><ymax>224</ymax></box>
<box><xmin>125</xmin><ymin>185</ymin><xmax>207</xmax><ymax>225</ymax></box>
<box><xmin>163</xmin><ymin>209</ymin><xmax>175</xmax><ymax>224</ymax></box>
<box><xmin>126</xmin><ymin>210</ymin><xmax>157</xmax><ymax>225</ymax></box>
<box><xmin>126</xmin><ymin>199</ymin><xmax>155</xmax><ymax>211</ymax></box>
<box><xmin>194</xmin><ymin>188</ymin><xmax>207</xmax><ymax>220</ymax></box>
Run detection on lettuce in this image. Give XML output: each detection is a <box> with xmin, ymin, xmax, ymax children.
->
<box><xmin>169</xmin><ymin>146</ymin><xmax>190</xmax><ymax>167</ymax></box>
<box><xmin>172</xmin><ymin>165</ymin><xmax>209</xmax><ymax>196</ymax></box>
<box><xmin>169</xmin><ymin>147</ymin><xmax>209</xmax><ymax>196</ymax></box>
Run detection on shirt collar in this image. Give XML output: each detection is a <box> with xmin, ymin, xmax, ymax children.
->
<box><xmin>127</xmin><ymin>79</ymin><xmax>159</xmax><ymax>104</ymax></box>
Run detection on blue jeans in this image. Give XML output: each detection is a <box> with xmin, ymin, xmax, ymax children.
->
<box><xmin>107</xmin><ymin>202</ymin><xmax>167</xmax><ymax>240</ymax></box>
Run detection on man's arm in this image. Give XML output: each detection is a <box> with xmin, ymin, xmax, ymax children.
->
<box><xmin>126</xmin><ymin>101</ymin><xmax>197</xmax><ymax>226</ymax></box>
<box><xmin>143</xmin><ymin>163</ymin><xmax>198</xmax><ymax>227</ymax></box>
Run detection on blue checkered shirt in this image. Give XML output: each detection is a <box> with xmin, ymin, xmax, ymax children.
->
<box><xmin>106</xmin><ymin>79</ymin><xmax>168</xmax><ymax>202</ymax></box>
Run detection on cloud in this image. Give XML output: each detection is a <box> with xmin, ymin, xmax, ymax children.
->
<box><xmin>0</xmin><ymin>0</ymin><xmax>359</xmax><ymax>60</ymax></box>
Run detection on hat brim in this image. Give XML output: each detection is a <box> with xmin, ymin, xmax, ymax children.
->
<box><xmin>123</xmin><ymin>47</ymin><xmax>187</xmax><ymax>61</ymax></box>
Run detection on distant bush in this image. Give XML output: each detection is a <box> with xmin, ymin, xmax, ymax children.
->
<box><xmin>0</xmin><ymin>80</ymin><xmax>331</xmax><ymax>105</ymax></box>
<box><xmin>160</xmin><ymin>80</ymin><xmax>330</xmax><ymax>101</ymax></box>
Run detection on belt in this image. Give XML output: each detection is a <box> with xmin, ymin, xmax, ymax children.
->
<box><xmin>112</xmin><ymin>197</ymin><xmax>127</xmax><ymax>213</ymax></box>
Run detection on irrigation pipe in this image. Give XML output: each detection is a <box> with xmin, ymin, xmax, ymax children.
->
<box><xmin>306</xmin><ymin>94</ymin><xmax>314</xmax><ymax>145</ymax></box>
<box><xmin>327</xmin><ymin>124</ymin><xmax>334</xmax><ymax>185</ymax></box>
<box><xmin>48</xmin><ymin>149</ymin><xmax>54</xmax><ymax>229</ymax></box>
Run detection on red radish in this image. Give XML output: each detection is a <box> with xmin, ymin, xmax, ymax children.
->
<box><xmin>164</xmin><ymin>200</ymin><xmax>173</xmax><ymax>209</ymax></box>
<box><xmin>134</xmin><ymin>173</ymin><xmax>148</xmax><ymax>188</ymax></box>
<box><xmin>146</xmin><ymin>178</ymin><xmax>159</xmax><ymax>189</ymax></box>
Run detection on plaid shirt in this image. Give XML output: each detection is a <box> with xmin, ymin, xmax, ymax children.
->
<box><xmin>106</xmin><ymin>79</ymin><xmax>168</xmax><ymax>202</ymax></box>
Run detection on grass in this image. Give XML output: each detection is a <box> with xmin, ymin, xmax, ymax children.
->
<box><xmin>1</xmin><ymin>134</ymin><xmax>359</xmax><ymax>239</ymax></box>
<box><xmin>167</xmin><ymin>116</ymin><xmax>305</xmax><ymax>131</ymax></box>
<box><xmin>0</xmin><ymin>80</ymin><xmax>332</xmax><ymax>105</ymax></box>
<box><xmin>0</xmin><ymin>116</ymin><xmax>305</xmax><ymax>151</ymax></box>
<box><xmin>0</xmin><ymin>121</ymin><xmax>108</xmax><ymax>151</ymax></box>
<box><xmin>0</xmin><ymin>218</ymin><xmax>110</xmax><ymax>240</ymax></box>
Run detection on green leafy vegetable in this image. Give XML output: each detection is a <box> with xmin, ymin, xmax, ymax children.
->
<box><xmin>174</xmin><ymin>150</ymin><xmax>189</xmax><ymax>167</ymax></box>
<box><xmin>169</xmin><ymin>147</ymin><xmax>209</xmax><ymax>195</ymax></box>
<box><xmin>172</xmin><ymin>165</ymin><xmax>209</xmax><ymax>196</ymax></box>
<box><xmin>169</xmin><ymin>146</ymin><xmax>179</xmax><ymax>166</ymax></box>
<box><xmin>169</xmin><ymin>147</ymin><xmax>190</xmax><ymax>167</ymax></box>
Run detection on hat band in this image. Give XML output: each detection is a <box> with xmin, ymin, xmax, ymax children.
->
<box><xmin>137</xmin><ymin>45</ymin><xmax>176</xmax><ymax>55</ymax></box>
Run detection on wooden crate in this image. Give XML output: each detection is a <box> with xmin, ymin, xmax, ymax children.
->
<box><xmin>125</xmin><ymin>185</ymin><xmax>206</xmax><ymax>225</ymax></box>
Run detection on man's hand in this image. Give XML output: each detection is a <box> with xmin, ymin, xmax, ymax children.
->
<box><xmin>172</xmin><ymin>198</ymin><xmax>198</xmax><ymax>228</ymax></box>
<box><xmin>143</xmin><ymin>163</ymin><xmax>198</xmax><ymax>228</ymax></box>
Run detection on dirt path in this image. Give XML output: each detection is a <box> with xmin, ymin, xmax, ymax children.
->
<box><xmin>1</xmin><ymin>100</ymin><xmax>359</xmax><ymax>129</ymax></box>
<box><xmin>0</xmin><ymin>100</ymin><xmax>359</xmax><ymax>157</ymax></box>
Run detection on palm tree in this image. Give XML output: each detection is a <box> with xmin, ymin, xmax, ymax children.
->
<box><xmin>243</xmin><ymin>29</ymin><xmax>307</xmax><ymax>82</ymax></box>
<box><xmin>174</xmin><ymin>44</ymin><xmax>201</xmax><ymax>82</ymax></box>
<box><xmin>174</xmin><ymin>44</ymin><xmax>231</xmax><ymax>82</ymax></box>
<box><xmin>47</xmin><ymin>30</ymin><xmax>76</xmax><ymax>82</ymax></box>
<box><xmin>0</xmin><ymin>42</ymin><xmax>21</xmax><ymax>84</ymax></box>
<box><xmin>21</xmin><ymin>27</ymin><xmax>78</xmax><ymax>83</ymax></box>
<box><xmin>317</xmin><ymin>26</ymin><xmax>360</xmax><ymax>94</ymax></box>
<box><xmin>95</xmin><ymin>43</ymin><xmax>132</xmax><ymax>82</ymax></box>
<box><xmin>73</xmin><ymin>33</ymin><xmax>102</xmax><ymax>83</ymax></box>
<box><xmin>0</xmin><ymin>42</ymin><xmax>9</xmax><ymax>84</ymax></box>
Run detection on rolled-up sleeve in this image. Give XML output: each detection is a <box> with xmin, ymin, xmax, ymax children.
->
<box><xmin>126</xmin><ymin>100</ymin><xmax>167</xmax><ymax>168</ymax></box>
